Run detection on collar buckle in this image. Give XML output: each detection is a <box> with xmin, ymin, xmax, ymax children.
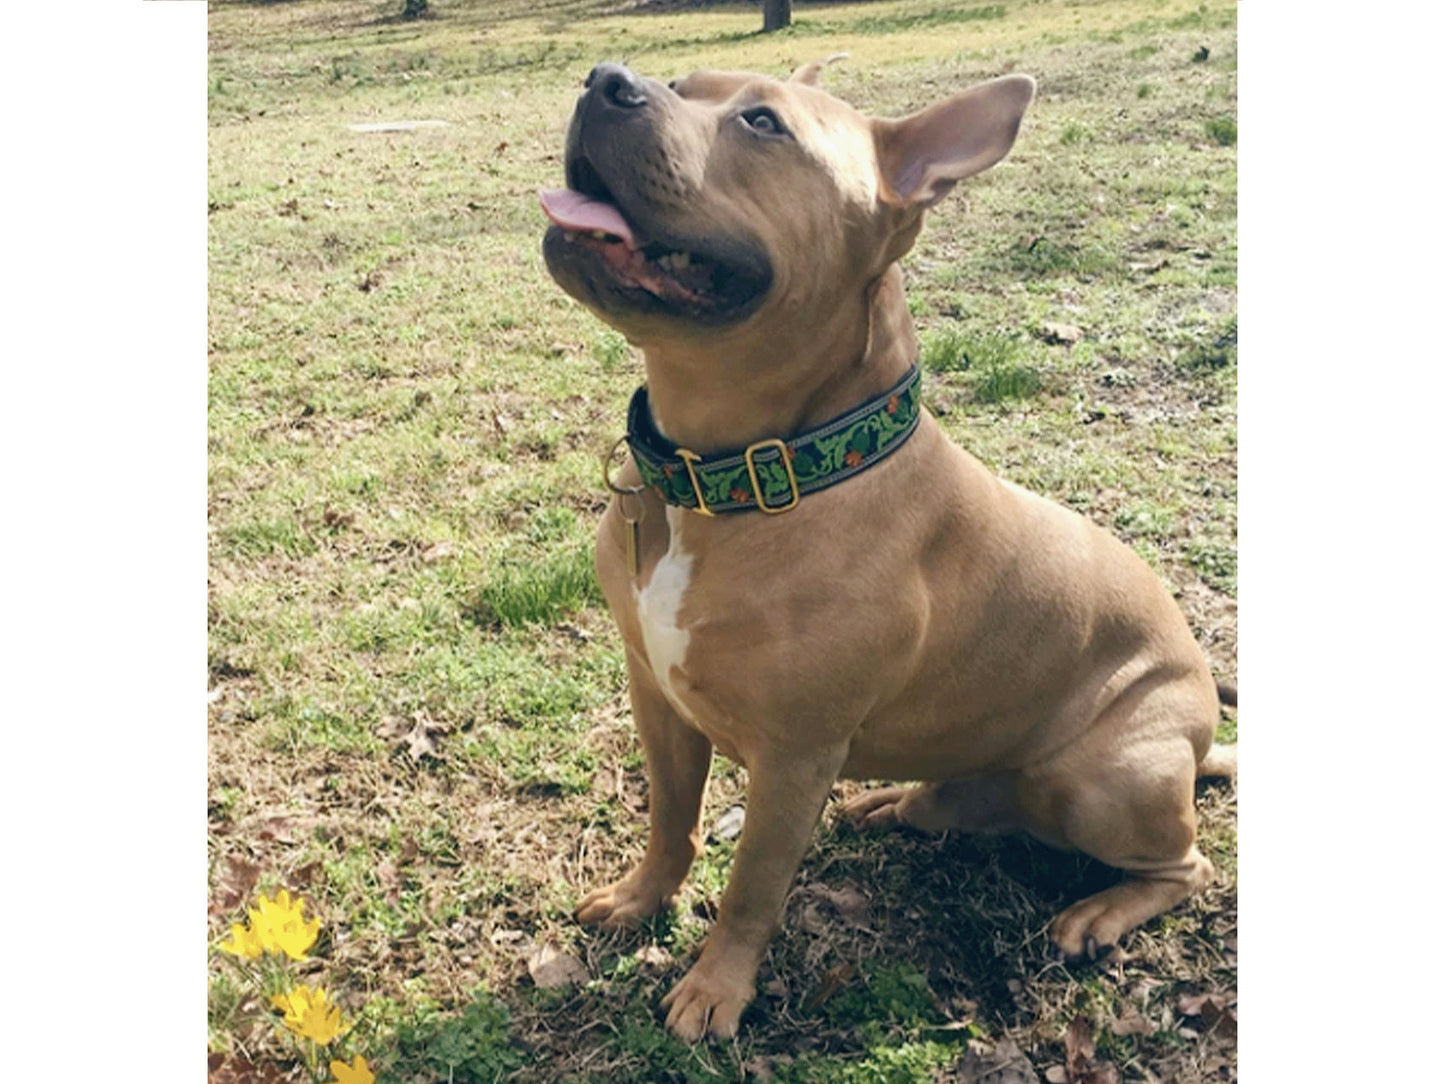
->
<box><xmin>675</xmin><ymin>448</ymin><xmax>716</xmax><ymax>516</ymax></box>
<box><xmin>744</xmin><ymin>439</ymin><xmax>801</xmax><ymax>514</ymax></box>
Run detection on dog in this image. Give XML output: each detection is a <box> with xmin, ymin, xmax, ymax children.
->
<box><xmin>538</xmin><ymin>59</ymin><xmax>1236</xmax><ymax>1042</ymax></box>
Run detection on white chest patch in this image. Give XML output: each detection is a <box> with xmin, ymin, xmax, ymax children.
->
<box><xmin>634</xmin><ymin>507</ymin><xmax>695</xmax><ymax>711</ymax></box>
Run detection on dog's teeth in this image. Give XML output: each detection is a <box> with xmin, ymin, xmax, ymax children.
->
<box><xmin>674</xmin><ymin>251</ymin><xmax>691</xmax><ymax>268</ymax></box>
<box><xmin>564</xmin><ymin>230</ymin><xmax>579</xmax><ymax>242</ymax></box>
<box><xmin>590</xmin><ymin>230</ymin><xmax>607</xmax><ymax>240</ymax></box>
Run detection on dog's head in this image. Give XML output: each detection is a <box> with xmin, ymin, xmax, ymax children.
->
<box><xmin>540</xmin><ymin>60</ymin><xmax>1033</xmax><ymax>347</ymax></box>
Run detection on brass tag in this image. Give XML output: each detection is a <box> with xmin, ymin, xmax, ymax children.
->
<box><xmin>619</xmin><ymin>494</ymin><xmax>644</xmax><ymax>578</ymax></box>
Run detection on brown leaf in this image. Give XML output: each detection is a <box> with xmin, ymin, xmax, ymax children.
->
<box><xmin>254</xmin><ymin>816</ymin><xmax>300</xmax><ymax>844</ymax></box>
<box><xmin>1041</xmin><ymin>321</ymin><xmax>1085</xmax><ymax>346</ymax></box>
<box><xmin>527</xmin><ymin>943</ymin><xmax>588</xmax><ymax>989</ymax></box>
<box><xmin>1045</xmin><ymin>1067</ymin><xmax>1069</xmax><ymax>1084</ymax></box>
<box><xmin>801</xmin><ymin>961</ymin><xmax>856</xmax><ymax>1013</ymax></box>
<box><xmin>1062</xmin><ymin>1016</ymin><xmax>1121</xmax><ymax>1084</ymax></box>
<box><xmin>1110</xmin><ymin>1003</ymin><xmax>1153</xmax><ymax>1037</ymax></box>
<box><xmin>1064</xmin><ymin>1015</ymin><xmax>1096</xmax><ymax>1069</ymax></box>
<box><xmin>1177</xmin><ymin>991</ymin><xmax>1230</xmax><ymax>1018</ymax></box>
<box><xmin>321</xmin><ymin>506</ymin><xmax>356</xmax><ymax>530</ymax></box>
<box><xmin>379</xmin><ymin>711</ymin><xmax>448</xmax><ymax>762</ymax></box>
<box><xmin>798</xmin><ymin>882</ymin><xmax>871</xmax><ymax>927</ymax></box>
<box><xmin>952</xmin><ymin>1038</ymin><xmax>1043</xmax><ymax>1084</ymax></box>
<box><xmin>1178</xmin><ymin>991</ymin><xmax>1237</xmax><ymax>1040</ymax></box>
<box><xmin>209</xmin><ymin>856</ymin><xmax>261</xmax><ymax>915</ymax></box>
<box><xmin>208</xmin><ymin>1053</ymin><xmax>291</xmax><ymax>1084</ymax></box>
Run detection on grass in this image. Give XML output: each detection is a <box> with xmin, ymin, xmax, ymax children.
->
<box><xmin>208</xmin><ymin>2</ymin><xmax>1236</xmax><ymax>1081</ymax></box>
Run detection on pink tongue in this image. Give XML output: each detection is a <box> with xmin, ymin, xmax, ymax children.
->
<box><xmin>538</xmin><ymin>188</ymin><xmax>638</xmax><ymax>249</ymax></box>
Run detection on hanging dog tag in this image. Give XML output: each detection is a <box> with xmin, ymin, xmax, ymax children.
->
<box><xmin>601</xmin><ymin>436</ymin><xmax>646</xmax><ymax>578</ymax></box>
<box><xmin>620</xmin><ymin>495</ymin><xmax>644</xmax><ymax>578</ymax></box>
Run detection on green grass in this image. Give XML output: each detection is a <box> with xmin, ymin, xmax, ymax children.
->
<box><xmin>208</xmin><ymin>2</ymin><xmax>1236</xmax><ymax>1081</ymax></box>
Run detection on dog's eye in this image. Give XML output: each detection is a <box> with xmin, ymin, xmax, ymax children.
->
<box><xmin>741</xmin><ymin>107</ymin><xmax>788</xmax><ymax>138</ymax></box>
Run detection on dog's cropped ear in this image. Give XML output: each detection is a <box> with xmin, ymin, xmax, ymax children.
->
<box><xmin>789</xmin><ymin>52</ymin><xmax>848</xmax><ymax>86</ymax></box>
<box><xmin>873</xmin><ymin>74</ymin><xmax>1035</xmax><ymax>209</ymax></box>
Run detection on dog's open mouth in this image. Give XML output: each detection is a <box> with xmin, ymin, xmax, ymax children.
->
<box><xmin>539</xmin><ymin>156</ymin><xmax>770</xmax><ymax>321</ymax></box>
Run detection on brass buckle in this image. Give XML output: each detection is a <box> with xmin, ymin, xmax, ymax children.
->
<box><xmin>744</xmin><ymin>439</ymin><xmax>801</xmax><ymax>514</ymax></box>
<box><xmin>675</xmin><ymin>448</ymin><xmax>715</xmax><ymax>517</ymax></box>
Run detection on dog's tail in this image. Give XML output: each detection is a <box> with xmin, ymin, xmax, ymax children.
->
<box><xmin>1197</xmin><ymin>680</ymin><xmax>1238</xmax><ymax>779</ymax></box>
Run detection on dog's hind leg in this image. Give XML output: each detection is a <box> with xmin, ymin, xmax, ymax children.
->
<box><xmin>1020</xmin><ymin>723</ymin><xmax>1215</xmax><ymax>960</ymax></box>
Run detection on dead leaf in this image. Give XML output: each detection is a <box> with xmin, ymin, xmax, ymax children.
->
<box><xmin>797</xmin><ymin>884</ymin><xmax>861</xmax><ymax>930</ymax></box>
<box><xmin>379</xmin><ymin>711</ymin><xmax>448</xmax><ymax>762</ymax></box>
<box><xmin>253</xmin><ymin>816</ymin><xmax>300</xmax><ymax>844</ymax></box>
<box><xmin>801</xmin><ymin>961</ymin><xmax>856</xmax><ymax>1012</ymax></box>
<box><xmin>1064</xmin><ymin>1015</ymin><xmax>1096</xmax><ymax>1069</ymax></box>
<box><xmin>527</xmin><ymin>943</ymin><xmax>588</xmax><ymax>988</ymax></box>
<box><xmin>1041</xmin><ymin>321</ymin><xmax>1084</xmax><ymax>346</ymax></box>
<box><xmin>209</xmin><ymin>856</ymin><xmax>261</xmax><ymax>915</ymax></box>
<box><xmin>208</xmin><ymin>1052</ymin><xmax>291</xmax><ymax>1084</ymax></box>
<box><xmin>489</xmin><ymin>928</ymin><xmax>525</xmax><ymax>946</ymax></box>
<box><xmin>322</xmin><ymin>506</ymin><xmax>356</xmax><ymax>530</ymax></box>
<box><xmin>1045</xmin><ymin>1067</ymin><xmax>1068</xmax><ymax>1084</ymax></box>
<box><xmin>953</xmin><ymin>1038</ymin><xmax>1042</xmax><ymax>1084</ymax></box>
<box><xmin>1177</xmin><ymin>991</ymin><xmax>1237</xmax><ymax>1040</ymax></box>
<box><xmin>1110</xmin><ymin>1003</ymin><xmax>1153</xmax><ymax>1037</ymax></box>
<box><xmin>420</xmin><ymin>541</ymin><xmax>455</xmax><ymax>564</ymax></box>
<box><xmin>1062</xmin><ymin>1016</ymin><xmax>1121</xmax><ymax>1083</ymax></box>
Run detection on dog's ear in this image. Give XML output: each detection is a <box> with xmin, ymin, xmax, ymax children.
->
<box><xmin>873</xmin><ymin>74</ymin><xmax>1035</xmax><ymax>209</ymax></box>
<box><xmin>789</xmin><ymin>52</ymin><xmax>848</xmax><ymax>86</ymax></box>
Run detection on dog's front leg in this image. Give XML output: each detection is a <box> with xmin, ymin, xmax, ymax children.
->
<box><xmin>661</xmin><ymin>744</ymin><xmax>848</xmax><ymax>1041</ymax></box>
<box><xmin>576</xmin><ymin>647</ymin><xmax>713</xmax><ymax>927</ymax></box>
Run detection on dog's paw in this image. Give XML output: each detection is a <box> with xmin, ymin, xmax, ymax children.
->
<box><xmin>1048</xmin><ymin>896</ymin><xmax>1125</xmax><ymax>962</ymax></box>
<box><xmin>840</xmin><ymin>786</ymin><xmax>914</xmax><ymax>830</ymax></box>
<box><xmin>660</xmin><ymin>956</ymin><xmax>756</xmax><ymax>1042</ymax></box>
<box><xmin>574</xmin><ymin>870</ymin><xmax>677</xmax><ymax>928</ymax></box>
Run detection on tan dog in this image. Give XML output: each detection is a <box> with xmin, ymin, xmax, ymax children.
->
<box><xmin>539</xmin><ymin>59</ymin><xmax>1236</xmax><ymax>1042</ymax></box>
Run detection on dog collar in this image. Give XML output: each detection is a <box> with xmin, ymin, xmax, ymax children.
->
<box><xmin>623</xmin><ymin>365</ymin><xmax>922</xmax><ymax>515</ymax></box>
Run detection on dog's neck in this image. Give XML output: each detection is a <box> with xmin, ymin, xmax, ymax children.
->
<box><xmin>640</xmin><ymin>265</ymin><xmax>918</xmax><ymax>455</ymax></box>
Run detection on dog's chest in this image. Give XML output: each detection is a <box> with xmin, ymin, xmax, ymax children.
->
<box><xmin>632</xmin><ymin>507</ymin><xmax>698</xmax><ymax>718</ymax></box>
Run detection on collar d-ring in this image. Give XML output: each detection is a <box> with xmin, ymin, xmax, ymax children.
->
<box><xmin>601</xmin><ymin>434</ymin><xmax>646</xmax><ymax>497</ymax></box>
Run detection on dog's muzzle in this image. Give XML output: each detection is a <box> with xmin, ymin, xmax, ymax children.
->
<box><xmin>538</xmin><ymin>63</ymin><xmax>773</xmax><ymax>327</ymax></box>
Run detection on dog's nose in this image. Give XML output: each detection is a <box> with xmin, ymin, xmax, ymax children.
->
<box><xmin>585</xmin><ymin>63</ymin><xmax>648</xmax><ymax>109</ymax></box>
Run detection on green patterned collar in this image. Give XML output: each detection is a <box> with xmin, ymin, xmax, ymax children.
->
<box><xmin>624</xmin><ymin>366</ymin><xmax>922</xmax><ymax>515</ymax></box>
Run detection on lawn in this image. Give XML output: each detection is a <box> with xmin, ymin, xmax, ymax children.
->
<box><xmin>207</xmin><ymin>2</ymin><xmax>1237</xmax><ymax>1081</ymax></box>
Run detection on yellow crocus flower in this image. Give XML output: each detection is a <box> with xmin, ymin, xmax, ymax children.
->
<box><xmin>270</xmin><ymin>984</ymin><xmax>346</xmax><ymax>1045</ymax></box>
<box><xmin>249</xmin><ymin>889</ymin><xmax>321</xmax><ymax>960</ymax></box>
<box><xmin>326</xmin><ymin>1055</ymin><xmax>375</xmax><ymax>1084</ymax></box>
<box><xmin>217</xmin><ymin>920</ymin><xmax>264</xmax><ymax>959</ymax></box>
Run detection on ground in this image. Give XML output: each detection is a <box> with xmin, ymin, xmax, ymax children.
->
<box><xmin>207</xmin><ymin>2</ymin><xmax>1237</xmax><ymax>1081</ymax></box>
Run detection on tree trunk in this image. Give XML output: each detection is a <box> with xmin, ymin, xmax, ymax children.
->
<box><xmin>402</xmin><ymin>0</ymin><xmax>428</xmax><ymax>19</ymax></box>
<box><xmin>762</xmin><ymin>0</ymin><xmax>791</xmax><ymax>32</ymax></box>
